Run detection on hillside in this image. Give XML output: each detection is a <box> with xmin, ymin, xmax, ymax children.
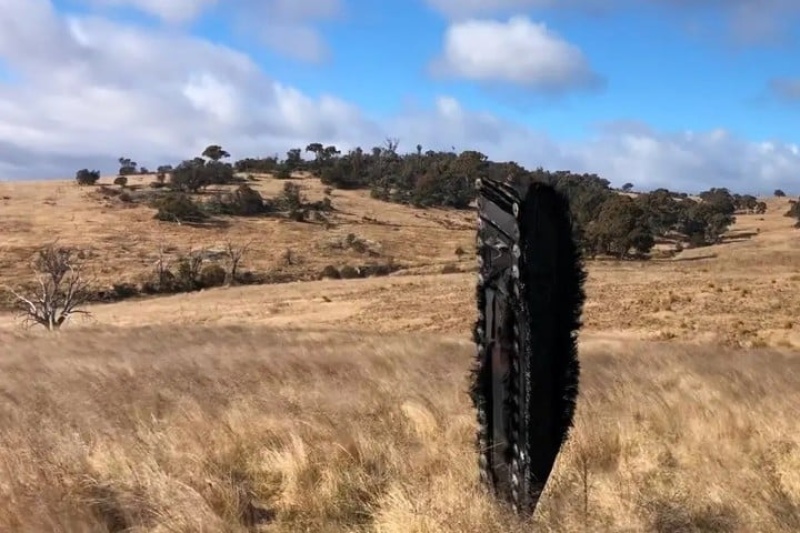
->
<box><xmin>0</xmin><ymin>173</ymin><xmax>476</xmax><ymax>289</ymax></box>
<box><xmin>1</xmin><ymin>173</ymin><xmax>798</xmax><ymax>348</ymax></box>
<box><xmin>0</xmin><ymin>171</ymin><xmax>799</xmax><ymax>531</ymax></box>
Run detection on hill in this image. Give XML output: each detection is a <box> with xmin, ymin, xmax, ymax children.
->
<box><xmin>0</xmin><ymin>170</ymin><xmax>797</xmax><ymax>348</ymax></box>
<box><xmin>0</xmin><ymin>158</ymin><xmax>799</xmax><ymax>531</ymax></box>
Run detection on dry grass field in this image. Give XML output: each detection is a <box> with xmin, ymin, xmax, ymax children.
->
<box><xmin>0</xmin><ymin>174</ymin><xmax>798</xmax><ymax>531</ymax></box>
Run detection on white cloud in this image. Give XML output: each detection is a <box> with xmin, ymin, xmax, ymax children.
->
<box><xmin>424</xmin><ymin>0</ymin><xmax>571</xmax><ymax>18</ymax></box>
<box><xmin>430</xmin><ymin>16</ymin><xmax>602</xmax><ymax>92</ymax></box>
<box><xmin>84</xmin><ymin>0</ymin><xmax>217</xmax><ymax>23</ymax></box>
<box><xmin>82</xmin><ymin>0</ymin><xmax>343</xmax><ymax>61</ymax></box>
<box><xmin>424</xmin><ymin>0</ymin><xmax>800</xmax><ymax>45</ymax></box>
<box><xmin>0</xmin><ymin>0</ymin><xmax>798</xmax><ymax>195</ymax></box>
<box><xmin>84</xmin><ymin>0</ymin><xmax>343</xmax><ymax>23</ymax></box>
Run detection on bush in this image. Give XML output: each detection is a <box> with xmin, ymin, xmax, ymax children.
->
<box><xmin>113</xmin><ymin>176</ymin><xmax>128</xmax><ymax>188</ymax></box>
<box><xmin>75</xmin><ymin>169</ymin><xmax>100</xmax><ymax>186</ymax></box>
<box><xmin>344</xmin><ymin>233</ymin><xmax>368</xmax><ymax>253</ymax></box>
<box><xmin>231</xmin><ymin>184</ymin><xmax>265</xmax><ymax>216</ymax></box>
<box><xmin>141</xmin><ymin>269</ymin><xmax>178</xmax><ymax>294</ymax></box>
<box><xmin>112</xmin><ymin>283</ymin><xmax>139</xmax><ymax>299</ymax></box>
<box><xmin>359</xmin><ymin>262</ymin><xmax>399</xmax><ymax>277</ymax></box>
<box><xmin>785</xmin><ymin>199</ymin><xmax>800</xmax><ymax>219</ymax></box>
<box><xmin>441</xmin><ymin>263</ymin><xmax>459</xmax><ymax>274</ymax></box>
<box><xmin>320</xmin><ymin>265</ymin><xmax>340</xmax><ymax>279</ymax></box>
<box><xmin>339</xmin><ymin>265</ymin><xmax>361</xmax><ymax>279</ymax></box>
<box><xmin>153</xmin><ymin>193</ymin><xmax>207</xmax><ymax>223</ymax></box>
<box><xmin>198</xmin><ymin>263</ymin><xmax>227</xmax><ymax>288</ymax></box>
<box><xmin>688</xmin><ymin>233</ymin><xmax>708</xmax><ymax>248</ymax></box>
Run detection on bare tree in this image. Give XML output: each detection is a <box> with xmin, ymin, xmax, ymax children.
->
<box><xmin>384</xmin><ymin>137</ymin><xmax>400</xmax><ymax>154</ymax></box>
<box><xmin>152</xmin><ymin>239</ymin><xmax>175</xmax><ymax>291</ymax></box>
<box><xmin>223</xmin><ymin>239</ymin><xmax>252</xmax><ymax>285</ymax></box>
<box><xmin>172</xmin><ymin>242</ymin><xmax>206</xmax><ymax>290</ymax></box>
<box><xmin>3</xmin><ymin>244</ymin><xmax>93</xmax><ymax>330</ymax></box>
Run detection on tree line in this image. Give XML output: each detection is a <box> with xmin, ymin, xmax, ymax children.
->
<box><xmin>74</xmin><ymin>140</ymin><xmax>792</xmax><ymax>260</ymax></box>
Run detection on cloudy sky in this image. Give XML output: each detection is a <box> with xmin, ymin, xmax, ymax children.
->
<box><xmin>0</xmin><ymin>0</ymin><xmax>799</xmax><ymax>193</ymax></box>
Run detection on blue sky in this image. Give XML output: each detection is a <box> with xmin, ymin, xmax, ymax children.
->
<box><xmin>1</xmin><ymin>0</ymin><xmax>799</xmax><ymax>193</ymax></box>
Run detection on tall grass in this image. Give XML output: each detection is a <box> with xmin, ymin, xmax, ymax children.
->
<box><xmin>0</xmin><ymin>326</ymin><xmax>797</xmax><ymax>532</ymax></box>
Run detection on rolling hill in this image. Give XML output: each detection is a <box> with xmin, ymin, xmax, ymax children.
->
<box><xmin>0</xmin><ymin>173</ymin><xmax>798</xmax><ymax>531</ymax></box>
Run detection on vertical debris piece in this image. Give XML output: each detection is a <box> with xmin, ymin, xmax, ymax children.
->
<box><xmin>472</xmin><ymin>176</ymin><xmax>586</xmax><ymax>515</ymax></box>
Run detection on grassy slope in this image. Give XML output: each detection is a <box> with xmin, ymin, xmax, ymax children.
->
<box><xmin>0</xmin><ymin>175</ymin><xmax>798</xmax><ymax>531</ymax></box>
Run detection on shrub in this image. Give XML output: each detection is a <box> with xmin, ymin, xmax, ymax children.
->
<box><xmin>339</xmin><ymin>265</ymin><xmax>361</xmax><ymax>279</ymax></box>
<box><xmin>345</xmin><ymin>233</ymin><xmax>368</xmax><ymax>253</ymax></box>
<box><xmin>441</xmin><ymin>263</ymin><xmax>459</xmax><ymax>274</ymax></box>
<box><xmin>230</xmin><ymin>184</ymin><xmax>265</xmax><ymax>216</ymax></box>
<box><xmin>75</xmin><ymin>169</ymin><xmax>100</xmax><ymax>186</ymax></box>
<box><xmin>153</xmin><ymin>194</ymin><xmax>207</xmax><ymax>223</ymax></box>
<box><xmin>112</xmin><ymin>283</ymin><xmax>139</xmax><ymax>299</ymax></box>
<box><xmin>174</xmin><ymin>255</ymin><xmax>203</xmax><ymax>291</ymax></box>
<box><xmin>113</xmin><ymin>176</ymin><xmax>128</xmax><ymax>188</ymax></box>
<box><xmin>198</xmin><ymin>263</ymin><xmax>227</xmax><ymax>288</ymax></box>
<box><xmin>320</xmin><ymin>265</ymin><xmax>340</xmax><ymax>279</ymax></box>
<box><xmin>359</xmin><ymin>262</ymin><xmax>399</xmax><ymax>277</ymax></box>
<box><xmin>141</xmin><ymin>269</ymin><xmax>178</xmax><ymax>294</ymax></box>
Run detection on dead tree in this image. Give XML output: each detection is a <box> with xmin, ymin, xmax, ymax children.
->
<box><xmin>223</xmin><ymin>239</ymin><xmax>252</xmax><ymax>285</ymax></box>
<box><xmin>151</xmin><ymin>239</ymin><xmax>176</xmax><ymax>291</ymax></box>
<box><xmin>4</xmin><ymin>244</ymin><xmax>93</xmax><ymax>330</ymax></box>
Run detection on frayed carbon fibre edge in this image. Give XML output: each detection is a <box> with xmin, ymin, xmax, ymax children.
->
<box><xmin>472</xmin><ymin>178</ymin><xmax>586</xmax><ymax>516</ymax></box>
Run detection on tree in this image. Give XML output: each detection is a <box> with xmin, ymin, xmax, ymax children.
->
<box><xmin>113</xmin><ymin>176</ymin><xmax>128</xmax><ymax>188</ymax></box>
<box><xmin>305</xmin><ymin>142</ymin><xmax>324</xmax><ymax>172</ymax></box>
<box><xmin>169</xmin><ymin>158</ymin><xmax>209</xmax><ymax>192</ymax></box>
<box><xmin>775</xmin><ymin>189</ymin><xmax>786</xmax><ymax>197</ymax></box>
<box><xmin>75</xmin><ymin>169</ymin><xmax>100</xmax><ymax>186</ymax></box>
<box><xmin>3</xmin><ymin>244</ymin><xmax>92</xmax><ymax>330</ymax></box>
<box><xmin>278</xmin><ymin>182</ymin><xmax>304</xmax><ymax>219</ymax></box>
<box><xmin>699</xmin><ymin>187</ymin><xmax>736</xmax><ymax>216</ymax></box>
<box><xmin>234</xmin><ymin>156</ymin><xmax>278</xmax><ymax>173</ymax></box>
<box><xmin>284</xmin><ymin>148</ymin><xmax>303</xmax><ymax>171</ymax></box>
<box><xmin>118</xmin><ymin>157</ymin><xmax>138</xmax><ymax>175</ymax></box>
<box><xmin>223</xmin><ymin>239</ymin><xmax>252</xmax><ymax>285</ymax></box>
<box><xmin>678</xmin><ymin>201</ymin><xmax>734</xmax><ymax>245</ymax></box>
<box><xmin>735</xmin><ymin>194</ymin><xmax>758</xmax><ymax>213</ymax></box>
<box><xmin>621</xmin><ymin>182</ymin><xmax>634</xmax><ymax>192</ymax></box>
<box><xmin>153</xmin><ymin>193</ymin><xmax>208</xmax><ymax>223</ymax></box>
<box><xmin>586</xmin><ymin>195</ymin><xmax>653</xmax><ymax>258</ymax></box>
<box><xmin>229</xmin><ymin>184</ymin><xmax>266</xmax><ymax>216</ymax></box>
<box><xmin>205</xmin><ymin>160</ymin><xmax>235</xmax><ymax>187</ymax></box>
<box><xmin>201</xmin><ymin>144</ymin><xmax>230</xmax><ymax>162</ymax></box>
<box><xmin>635</xmin><ymin>189</ymin><xmax>682</xmax><ymax>235</ymax></box>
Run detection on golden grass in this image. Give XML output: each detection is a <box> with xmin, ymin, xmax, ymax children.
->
<box><xmin>0</xmin><ymin>174</ymin><xmax>475</xmax><ymax>289</ymax></box>
<box><xmin>1</xmin><ymin>176</ymin><xmax>798</xmax><ymax>348</ymax></box>
<box><xmin>0</xmin><ymin>176</ymin><xmax>799</xmax><ymax>531</ymax></box>
<box><xmin>0</xmin><ymin>326</ymin><xmax>797</xmax><ymax>532</ymax></box>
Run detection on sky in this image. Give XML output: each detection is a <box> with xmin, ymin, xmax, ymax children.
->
<box><xmin>0</xmin><ymin>0</ymin><xmax>799</xmax><ymax>193</ymax></box>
